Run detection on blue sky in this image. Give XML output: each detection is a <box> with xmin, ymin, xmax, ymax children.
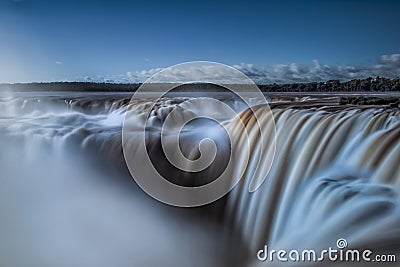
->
<box><xmin>0</xmin><ymin>0</ymin><xmax>399</xmax><ymax>83</ymax></box>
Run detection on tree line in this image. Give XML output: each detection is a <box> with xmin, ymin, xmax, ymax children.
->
<box><xmin>1</xmin><ymin>77</ymin><xmax>399</xmax><ymax>92</ymax></box>
<box><xmin>258</xmin><ymin>77</ymin><xmax>400</xmax><ymax>92</ymax></box>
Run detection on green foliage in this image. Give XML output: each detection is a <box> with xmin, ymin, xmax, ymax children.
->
<box><xmin>1</xmin><ymin>77</ymin><xmax>400</xmax><ymax>92</ymax></box>
<box><xmin>258</xmin><ymin>77</ymin><xmax>400</xmax><ymax>92</ymax></box>
<box><xmin>339</xmin><ymin>96</ymin><xmax>400</xmax><ymax>106</ymax></box>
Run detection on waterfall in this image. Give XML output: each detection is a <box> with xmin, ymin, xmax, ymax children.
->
<box><xmin>225</xmin><ymin>106</ymin><xmax>400</xmax><ymax>266</ymax></box>
<box><xmin>0</xmin><ymin>92</ymin><xmax>399</xmax><ymax>266</ymax></box>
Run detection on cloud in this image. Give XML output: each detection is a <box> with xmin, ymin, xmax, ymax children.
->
<box><xmin>55</xmin><ymin>61</ymin><xmax>63</xmax><ymax>65</ymax></box>
<box><xmin>79</xmin><ymin>54</ymin><xmax>400</xmax><ymax>84</ymax></box>
<box><xmin>234</xmin><ymin>54</ymin><xmax>400</xmax><ymax>84</ymax></box>
<box><xmin>126</xmin><ymin>68</ymin><xmax>165</xmax><ymax>82</ymax></box>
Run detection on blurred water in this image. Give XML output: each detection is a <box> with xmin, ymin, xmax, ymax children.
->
<box><xmin>0</xmin><ymin>93</ymin><xmax>244</xmax><ymax>267</ymax></box>
<box><xmin>0</xmin><ymin>92</ymin><xmax>399</xmax><ymax>266</ymax></box>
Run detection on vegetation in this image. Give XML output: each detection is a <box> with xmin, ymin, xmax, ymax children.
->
<box><xmin>0</xmin><ymin>77</ymin><xmax>399</xmax><ymax>92</ymax></box>
<box><xmin>0</xmin><ymin>82</ymin><xmax>141</xmax><ymax>92</ymax></box>
<box><xmin>258</xmin><ymin>77</ymin><xmax>400</xmax><ymax>92</ymax></box>
<box><xmin>339</xmin><ymin>96</ymin><xmax>400</xmax><ymax>107</ymax></box>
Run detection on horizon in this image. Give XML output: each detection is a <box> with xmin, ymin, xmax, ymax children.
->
<box><xmin>0</xmin><ymin>76</ymin><xmax>400</xmax><ymax>86</ymax></box>
<box><xmin>1</xmin><ymin>75</ymin><xmax>399</xmax><ymax>86</ymax></box>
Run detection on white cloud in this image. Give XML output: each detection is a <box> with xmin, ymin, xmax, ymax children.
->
<box><xmin>234</xmin><ymin>54</ymin><xmax>400</xmax><ymax>84</ymax></box>
<box><xmin>79</xmin><ymin>54</ymin><xmax>400</xmax><ymax>84</ymax></box>
<box><xmin>56</xmin><ymin>61</ymin><xmax>63</xmax><ymax>65</ymax></box>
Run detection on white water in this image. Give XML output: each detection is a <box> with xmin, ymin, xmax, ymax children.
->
<box><xmin>0</xmin><ymin>93</ymin><xmax>243</xmax><ymax>267</ymax></box>
<box><xmin>226</xmin><ymin>106</ymin><xmax>400</xmax><ymax>266</ymax></box>
<box><xmin>0</xmin><ymin>92</ymin><xmax>399</xmax><ymax>266</ymax></box>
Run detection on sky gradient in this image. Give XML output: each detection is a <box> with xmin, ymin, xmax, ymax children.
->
<box><xmin>0</xmin><ymin>0</ymin><xmax>399</xmax><ymax>83</ymax></box>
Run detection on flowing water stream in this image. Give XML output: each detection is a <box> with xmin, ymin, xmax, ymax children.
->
<box><xmin>0</xmin><ymin>92</ymin><xmax>399</xmax><ymax>266</ymax></box>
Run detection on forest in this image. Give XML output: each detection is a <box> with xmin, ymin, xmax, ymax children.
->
<box><xmin>1</xmin><ymin>77</ymin><xmax>399</xmax><ymax>92</ymax></box>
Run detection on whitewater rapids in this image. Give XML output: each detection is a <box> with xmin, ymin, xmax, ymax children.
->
<box><xmin>0</xmin><ymin>92</ymin><xmax>399</xmax><ymax>266</ymax></box>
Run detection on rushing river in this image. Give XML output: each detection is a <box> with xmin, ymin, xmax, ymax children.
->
<box><xmin>0</xmin><ymin>91</ymin><xmax>399</xmax><ymax>267</ymax></box>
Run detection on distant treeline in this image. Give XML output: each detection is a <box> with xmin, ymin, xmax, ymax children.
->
<box><xmin>0</xmin><ymin>82</ymin><xmax>141</xmax><ymax>92</ymax></box>
<box><xmin>258</xmin><ymin>77</ymin><xmax>400</xmax><ymax>92</ymax></box>
<box><xmin>1</xmin><ymin>77</ymin><xmax>399</xmax><ymax>92</ymax></box>
<box><xmin>340</xmin><ymin>96</ymin><xmax>400</xmax><ymax>107</ymax></box>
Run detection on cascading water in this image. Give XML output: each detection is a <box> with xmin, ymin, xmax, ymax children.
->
<box><xmin>0</xmin><ymin>92</ymin><xmax>399</xmax><ymax>266</ymax></box>
<box><xmin>225</xmin><ymin>106</ymin><xmax>400</xmax><ymax>266</ymax></box>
